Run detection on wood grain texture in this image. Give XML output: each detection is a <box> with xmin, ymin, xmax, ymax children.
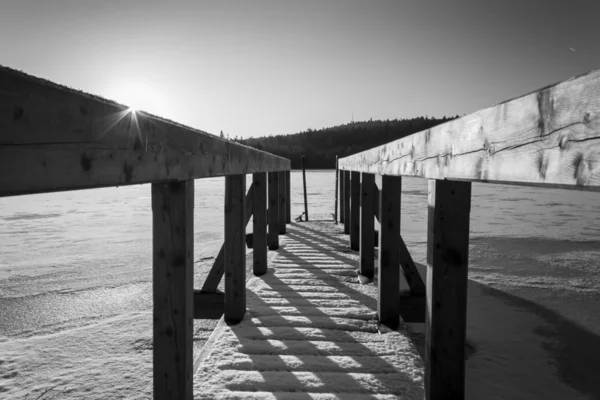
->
<box><xmin>339</xmin><ymin>69</ymin><xmax>600</xmax><ymax>191</ymax></box>
<box><xmin>350</xmin><ymin>171</ymin><xmax>360</xmax><ymax>250</ymax></box>
<box><xmin>224</xmin><ymin>175</ymin><xmax>246</xmax><ymax>324</ymax></box>
<box><xmin>0</xmin><ymin>66</ymin><xmax>290</xmax><ymax>197</ymax></box>
<box><xmin>152</xmin><ymin>180</ymin><xmax>194</xmax><ymax>400</ymax></box>
<box><xmin>340</xmin><ymin>169</ymin><xmax>345</xmax><ymax>224</ymax></box>
<box><xmin>278</xmin><ymin>171</ymin><xmax>287</xmax><ymax>234</ymax></box>
<box><xmin>200</xmin><ymin>184</ymin><xmax>254</xmax><ymax>293</ymax></box>
<box><xmin>343</xmin><ymin>171</ymin><xmax>351</xmax><ymax>234</ymax></box>
<box><xmin>268</xmin><ymin>171</ymin><xmax>279</xmax><ymax>250</ymax></box>
<box><xmin>253</xmin><ymin>172</ymin><xmax>267</xmax><ymax>276</ymax></box>
<box><xmin>286</xmin><ymin>170</ymin><xmax>291</xmax><ymax>223</ymax></box>
<box><xmin>425</xmin><ymin>179</ymin><xmax>471</xmax><ymax>400</ymax></box>
<box><xmin>377</xmin><ymin>175</ymin><xmax>402</xmax><ymax>329</ymax></box>
<box><xmin>359</xmin><ymin>173</ymin><xmax>375</xmax><ymax>279</ymax></box>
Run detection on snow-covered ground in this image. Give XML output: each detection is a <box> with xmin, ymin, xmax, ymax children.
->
<box><xmin>1</xmin><ymin>171</ymin><xmax>600</xmax><ymax>398</ymax></box>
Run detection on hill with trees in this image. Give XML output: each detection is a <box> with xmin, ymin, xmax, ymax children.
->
<box><xmin>237</xmin><ymin>116</ymin><xmax>458</xmax><ymax>169</ymax></box>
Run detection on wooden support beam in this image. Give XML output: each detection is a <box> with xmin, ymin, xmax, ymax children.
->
<box><xmin>350</xmin><ymin>171</ymin><xmax>360</xmax><ymax>251</ymax></box>
<box><xmin>193</xmin><ymin>290</ymin><xmax>224</xmax><ymax>319</ymax></box>
<box><xmin>373</xmin><ymin>182</ymin><xmax>379</xmax><ymax>221</ymax></box>
<box><xmin>224</xmin><ymin>174</ymin><xmax>246</xmax><ymax>324</ymax></box>
<box><xmin>425</xmin><ymin>179</ymin><xmax>471</xmax><ymax>400</ymax></box>
<box><xmin>0</xmin><ymin>66</ymin><xmax>291</xmax><ymax>197</ymax></box>
<box><xmin>152</xmin><ymin>180</ymin><xmax>194</xmax><ymax>400</ymax></box>
<box><xmin>286</xmin><ymin>170</ymin><xmax>291</xmax><ymax>223</ymax></box>
<box><xmin>253</xmin><ymin>172</ymin><xmax>267</xmax><ymax>276</ymax></box>
<box><xmin>340</xmin><ymin>169</ymin><xmax>345</xmax><ymax>224</ymax></box>
<box><xmin>359</xmin><ymin>173</ymin><xmax>375</xmax><ymax>279</ymax></box>
<box><xmin>278</xmin><ymin>171</ymin><xmax>287</xmax><ymax>234</ymax></box>
<box><xmin>334</xmin><ymin>156</ymin><xmax>339</xmax><ymax>223</ymax></box>
<box><xmin>200</xmin><ymin>184</ymin><xmax>254</xmax><ymax>293</ymax></box>
<box><xmin>338</xmin><ymin>68</ymin><xmax>600</xmax><ymax>192</ymax></box>
<box><xmin>377</xmin><ymin>175</ymin><xmax>402</xmax><ymax>329</ymax></box>
<box><xmin>343</xmin><ymin>171</ymin><xmax>351</xmax><ymax>234</ymax></box>
<box><xmin>268</xmin><ymin>171</ymin><xmax>279</xmax><ymax>250</ymax></box>
<box><xmin>399</xmin><ymin>236</ymin><xmax>426</xmax><ymax>295</ymax></box>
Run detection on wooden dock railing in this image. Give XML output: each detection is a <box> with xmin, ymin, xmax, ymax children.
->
<box><xmin>338</xmin><ymin>68</ymin><xmax>600</xmax><ymax>399</ymax></box>
<box><xmin>0</xmin><ymin>66</ymin><xmax>291</xmax><ymax>399</ymax></box>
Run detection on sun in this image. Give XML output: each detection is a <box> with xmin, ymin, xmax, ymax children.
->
<box><xmin>105</xmin><ymin>80</ymin><xmax>167</xmax><ymax>116</ymax></box>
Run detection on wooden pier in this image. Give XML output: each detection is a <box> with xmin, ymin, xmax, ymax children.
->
<box><xmin>2</xmin><ymin>65</ymin><xmax>600</xmax><ymax>399</ymax></box>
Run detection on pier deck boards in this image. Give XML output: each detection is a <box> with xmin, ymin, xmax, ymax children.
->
<box><xmin>194</xmin><ymin>221</ymin><xmax>424</xmax><ymax>399</ymax></box>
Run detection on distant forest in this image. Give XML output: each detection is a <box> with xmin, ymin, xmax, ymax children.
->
<box><xmin>235</xmin><ymin>116</ymin><xmax>458</xmax><ymax>169</ymax></box>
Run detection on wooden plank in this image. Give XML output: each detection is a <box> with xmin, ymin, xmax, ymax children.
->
<box><xmin>0</xmin><ymin>66</ymin><xmax>291</xmax><ymax>197</ymax></box>
<box><xmin>200</xmin><ymin>184</ymin><xmax>254</xmax><ymax>293</ymax></box>
<box><xmin>334</xmin><ymin>155</ymin><xmax>339</xmax><ymax>223</ymax></box>
<box><xmin>339</xmin><ymin>69</ymin><xmax>600</xmax><ymax>191</ymax></box>
<box><xmin>193</xmin><ymin>290</ymin><xmax>224</xmax><ymax>319</ymax></box>
<box><xmin>253</xmin><ymin>172</ymin><xmax>267</xmax><ymax>276</ymax></box>
<box><xmin>224</xmin><ymin>174</ymin><xmax>246</xmax><ymax>324</ymax></box>
<box><xmin>301</xmin><ymin>156</ymin><xmax>309</xmax><ymax>221</ymax></box>
<box><xmin>268</xmin><ymin>171</ymin><xmax>279</xmax><ymax>250</ymax></box>
<box><xmin>340</xmin><ymin>169</ymin><xmax>345</xmax><ymax>224</ymax></box>
<box><xmin>278</xmin><ymin>171</ymin><xmax>287</xmax><ymax>234</ymax></box>
<box><xmin>374</xmin><ymin>182</ymin><xmax>379</xmax><ymax>221</ymax></box>
<box><xmin>359</xmin><ymin>173</ymin><xmax>375</xmax><ymax>279</ymax></box>
<box><xmin>349</xmin><ymin>171</ymin><xmax>360</xmax><ymax>250</ymax></box>
<box><xmin>343</xmin><ymin>171</ymin><xmax>351</xmax><ymax>234</ymax></box>
<box><xmin>377</xmin><ymin>175</ymin><xmax>402</xmax><ymax>329</ymax></box>
<box><xmin>425</xmin><ymin>179</ymin><xmax>471</xmax><ymax>400</ymax></box>
<box><xmin>152</xmin><ymin>180</ymin><xmax>194</xmax><ymax>400</ymax></box>
<box><xmin>398</xmin><ymin>235</ymin><xmax>426</xmax><ymax>295</ymax></box>
<box><xmin>286</xmin><ymin>170</ymin><xmax>291</xmax><ymax>223</ymax></box>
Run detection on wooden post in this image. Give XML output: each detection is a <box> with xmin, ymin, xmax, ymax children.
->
<box><xmin>278</xmin><ymin>171</ymin><xmax>287</xmax><ymax>234</ymax></box>
<box><xmin>340</xmin><ymin>169</ymin><xmax>345</xmax><ymax>224</ymax></box>
<box><xmin>268</xmin><ymin>171</ymin><xmax>279</xmax><ymax>250</ymax></box>
<box><xmin>224</xmin><ymin>175</ymin><xmax>246</xmax><ymax>324</ymax></box>
<box><xmin>377</xmin><ymin>174</ymin><xmax>401</xmax><ymax>329</ymax></box>
<box><xmin>253</xmin><ymin>172</ymin><xmax>267</xmax><ymax>276</ymax></box>
<box><xmin>334</xmin><ymin>155</ymin><xmax>339</xmax><ymax>223</ymax></box>
<box><xmin>152</xmin><ymin>180</ymin><xmax>194</xmax><ymax>400</ymax></box>
<box><xmin>301</xmin><ymin>155</ymin><xmax>309</xmax><ymax>221</ymax></box>
<box><xmin>343</xmin><ymin>170</ymin><xmax>351</xmax><ymax>234</ymax></box>
<box><xmin>359</xmin><ymin>173</ymin><xmax>375</xmax><ymax>279</ymax></box>
<box><xmin>286</xmin><ymin>170</ymin><xmax>291</xmax><ymax>224</ymax></box>
<box><xmin>425</xmin><ymin>179</ymin><xmax>471</xmax><ymax>399</ymax></box>
<box><xmin>350</xmin><ymin>171</ymin><xmax>360</xmax><ymax>251</ymax></box>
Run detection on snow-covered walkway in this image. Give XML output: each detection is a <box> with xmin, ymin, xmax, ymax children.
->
<box><xmin>194</xmin><ymin>221</ymin><xmax>424</xmax><ymax>399</ymax></box>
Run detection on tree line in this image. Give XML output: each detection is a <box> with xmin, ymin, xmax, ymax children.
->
<box><xmin>234</xmin><ymin>116</ymin><xmax>458</xmax><ymax>169</ymax></box>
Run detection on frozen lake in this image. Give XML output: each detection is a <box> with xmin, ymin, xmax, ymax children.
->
<box><xmin>1</xmin><ymin>170</ymin><xmax>599</xmax><ymax>398</ymax></box>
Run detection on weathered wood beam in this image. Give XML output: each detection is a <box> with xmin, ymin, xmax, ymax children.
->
<box><xmin>425</xmin><ymin>179</ymin><xmax>471</xmax><ymax>400</ymax></box>
<box><xmin>285</xmin><ymin>170</ymin><xmax>291</xmax><ymax>223</ymax></box>
<box><xmin>399</xmin><ymin>236</ymin><xmax>426</xmax><ymax>295</ymax></box>
<box><xmin>339</xmin><ymin>169</ymin><xmax>345</xmax><ymax>224</ymax></box>
<box><xmin>350</xmin><ymin>171</ymin><xmax>360</xmax><ymax>250</ymax></box>
<box><xmin>377</xmin><ymin>175</ymin><xmax>402</xmax><ymax>329</ymax></box>
<box><xmin>152</xmin><ymin>180</ymin><xmax>194</xmax><ymax>400</ymax></box>
<box><xmin>252</xmin><ymin>172</ymin><xmax>267</xmax><ymax>276</ymax></box>
<box><xmin>339</xmin><ymin>69</ymin><xmax>600</xmax><ymax>191</ymax></box>
<box><xmin>199</xmin><ymin>183</ymin><xmax>254</xmax><ymax>294</ymax></box>
<box><xmin>0</xmin><ymin>66</ymin><xmax>290</xmax><ymax>197</ymax></box>
<box><xmin>278</xmin><ymin>171</ymin><xmax>287</xmax><ymax>234</ymax></box>
<box><xmin>193</xmin><ymin>290</ymin><xmax>224</xmax><ymax>319</ymax></box>
<box><xmin>343</xmin><ymin>171</ymin><xmax>351</xmax><ymax>234</ymax></box>
<box><xmin>224</xmin><ymin>175</ymin><xmax>246</xmax><ymax>324</ymax></box>
<box><xmin>359</xmin><ymin>173</ymin><xmax>375</xmax><ymax>279</ymax></box>
<box><xmin>268</xmin><ymin>171</ymin><xmax>279</xmax><ymax>250</ymax></box>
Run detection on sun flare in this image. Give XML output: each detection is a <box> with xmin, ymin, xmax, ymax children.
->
<box><xmin>106</xmin><ymin>80</ymin><xmax>167</xmax><ymax>116</ymax></box>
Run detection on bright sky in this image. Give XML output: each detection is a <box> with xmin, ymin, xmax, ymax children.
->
<box><xmin>1</xmin><ymin>0</ymin><xmax>599</xmax><ymax>139</ymax></box>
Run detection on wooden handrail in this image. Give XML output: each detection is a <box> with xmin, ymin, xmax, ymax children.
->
<box><xmin>339</xmin><ymin>68</ymin><xmax>600</xmax><ymax>191</ymax></box>
<box><xmin>0</xmin><ymin>65</ymin><xmax>290</xmax><ymax>197</ymax></box>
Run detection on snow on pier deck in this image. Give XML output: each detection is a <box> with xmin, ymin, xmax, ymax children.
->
<box><xmin>194</xmin><ymin>221</ymin><xmax>424</xmax><ymax>399</ymax></box>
